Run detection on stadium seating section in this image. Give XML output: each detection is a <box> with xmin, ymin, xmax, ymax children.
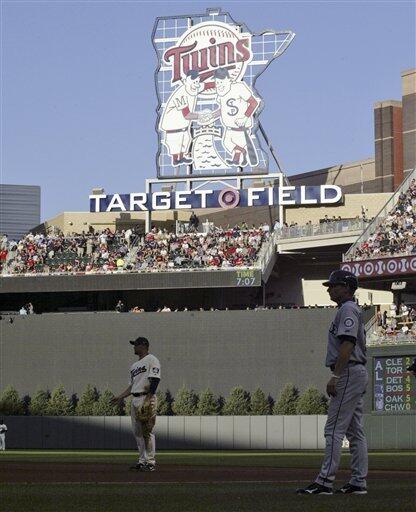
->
<box><xmin>345</xmin><ymin>178</ymin><xmax>416</xmax><ymax>261</ymax></box>
<box><xmin>0</xmin><ymin>226</ymin><xmax>269</xmax><ymax>275</ymax></box>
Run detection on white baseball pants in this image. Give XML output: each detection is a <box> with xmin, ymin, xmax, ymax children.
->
<box><xmin>130</xmin><ymin>396</ymin><xmax>157</xmax><ymax>466</ymax></box>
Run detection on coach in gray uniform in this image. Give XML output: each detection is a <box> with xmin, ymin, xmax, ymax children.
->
<box><xmin>297</xmin><ymin>270</ymin><xmax>368</xmax><ymax>496</ymax></box>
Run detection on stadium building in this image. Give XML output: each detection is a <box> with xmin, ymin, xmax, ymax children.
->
<box><xmin>0</xmin><ymin>184</ymin><xmax>40</xmax><ymax>241</ymax></box>
<box><xmin>0</xmin><ymin>8</ymin><xmax>414</xmax><ymax>455</ymax></box>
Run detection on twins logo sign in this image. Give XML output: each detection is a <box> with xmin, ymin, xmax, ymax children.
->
<box><xmin>153</xmin><ymin>9</ymin><xmax>295</xmax><ymax>177</ymax></box>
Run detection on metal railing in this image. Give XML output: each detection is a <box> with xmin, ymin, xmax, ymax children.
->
<box><xmin>365</xmin><ymin>314</ymin><xmax>377</xmax><ymax>336</ymax></box>
<box><xmin>344</xmin><ymin>249</ymin><xmax>416</xmax><ymax>262</ymax></box>
<box><xmin>122</xmin><ymin>232</ymin><xmax>143</xmax><ymax>269</ymax></box>
<box><xmin>343</xmin><ymin>167</ymin><xmax>416</xmax><ymax>261</ymax></box>
<box><xmin>276</xmin><ymin>219</ymin><xmax>370</xmax><ymax>240</ymax></box>
<box><xmin>367</xmin><ymin>333</ymin><xmax>416</xmax><ymax>346</ymax></box>
<box><xmin>255</xmin><ymin>230</ymin><xmax>278</xmax><ymax>272</ymax></box>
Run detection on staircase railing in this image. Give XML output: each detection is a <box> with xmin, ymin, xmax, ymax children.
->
<box><xmin>255</xmin><ymin>230</ymin><xmax>279</xmax><ymax>276</ymax></box>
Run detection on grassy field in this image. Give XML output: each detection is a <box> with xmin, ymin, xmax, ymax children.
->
<box><xmin>1</xmin><ymin>449</ymin><xmax>415</xmax><ymax>470</ymax></box>
<box><xmin>1</xmin><ymin>450</ymin><xmax>415</xmax><ymax>512</ymax></box>
<box><xmin>2</xmin><ymin>481</ymin><xmax>415</xmax><ymax>512</ymax></box>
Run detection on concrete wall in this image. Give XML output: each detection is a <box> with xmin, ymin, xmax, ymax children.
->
<box><xmin>285</xmin><ymin>192</ymin><xmax>392</xmax><ymax>226</ymax></box>
<box><xmin>374</xmin><ymin>100</ymin><xmax>403</xmax><ymax>192</ymax></box>
<box><xmin>43</xmin><ymin>210</ymin><xmax>194</xmax><ymax>235</ymax></box>
<box><xmin>3</xmin><ymin>414</ymin><xmax>414</xmax><ymax>450</ymax></box>
<box><xmin>2</xmin><ymin>310</ymin><xmax>334</xmax><ymax>398</ymax></box>
<box><xmin>288</xmin><ymin>158</ymin><xmax>378</xmax><ymax>194</ymax></box>
<box><xmin>402</xmin><ymin>69</ymin><xmax>416</xmax><ymax>178</ymax></box>
<box><xmin>301</xmin><ymin>279</ymin><xmax>392</xmax><ymax>307</ymax></box>
<box><xmin>265</xmin><ymin>257</ymin><xmax>392</xmax><ymax>307</ymax></box>
<box><xmin>3</xmin><ymin>310</ymin><xmax>414</xmax><ymax>416</ymax></box>
<box><xmin>0</xmin><ymin>268</ymin><xmax>262</xmax><ymax>295</ymax></box>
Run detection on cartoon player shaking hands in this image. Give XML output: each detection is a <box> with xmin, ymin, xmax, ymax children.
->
<box><xmin>159</xmin><ymin>70</ymin><xmax>214</xmax><ymax>166</ymax></box>
<box><xmin>209</xmin><ymin>68</ymin><xmax>260</xmax><ymax>167</ymax></box>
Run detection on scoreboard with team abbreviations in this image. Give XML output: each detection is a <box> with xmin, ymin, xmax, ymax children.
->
<box><xmin>373</xmin><ymin>356</ymin><xmax>415</xmax><ymax>412</ymax></box>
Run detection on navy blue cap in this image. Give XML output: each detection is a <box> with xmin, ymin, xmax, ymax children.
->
<box><xmin>185</xmin><ymin>69</ymin><xmax>199</xmax><ymax>79</ymax></box>
<box><xmin>214</xmin><ymin>68</ymin><xmax>230</xmax><ymax>79</ymax></box>
<box><xmin>129</xmin><ymin>336</ymin><xmax>149</xmax><ymax>347</ymax></box>
<box><xmin>323</xmin><ymin>270</ymin><xmax>358</xmax><ymax>290</ymax></box>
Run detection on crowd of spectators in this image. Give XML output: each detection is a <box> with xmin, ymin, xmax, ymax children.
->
<box><xmin>126</xmin><ymin>225</ymin><xmax>268</xmax><ymax>271</ymax></box>
<box><xmin>345</xmin><ymin>179</ymin><xmax>416</xmax><ymax>261</ymax></box>
<box><xmin>370</xmin><ymin>303</ymin><xmax>416</xmax><ymax>344</ymax></box>
<box><xmin>116</xmin><ymin>303</ymin><xmax>338</xmax><ymax>313</ymax></box>
<box><xmin>0</xmin><ymin>224</ymin><xmax>269</xmax><ymax>276</ymax></box>
<box><xmin>0</xmin><ymin>228</ymin><xmax>135</xmax><ymax>275</ymax></box>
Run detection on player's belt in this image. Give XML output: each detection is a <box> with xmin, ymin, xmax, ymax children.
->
<box><xmin>330</xmin><ymin>361</ymin><xmax>365</xmax><ymax>371</ymax></box>
<box><xmin>166</xmin><ymin>128</ymin><xmax>188</xmax><ymax>133</ymax></box>
<box><xmin>132</xmin><ymin>392</ymin><xmax>149</xmax><ymax>397</ymax></box>
<box><xmin>229</xmin><ymin>127</ymin><xmax>247</xmax><ymax>132</ymax></box>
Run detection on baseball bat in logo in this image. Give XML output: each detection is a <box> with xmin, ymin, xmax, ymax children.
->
<box><xmin>163</xmin><ymin>22</ymin><xmax>253</xmax><ymax>85</ymax></box>
<box><xmin>244</xmin><ymin>130</ymin><xmax>259</xmax><ymax>166</ymax></box>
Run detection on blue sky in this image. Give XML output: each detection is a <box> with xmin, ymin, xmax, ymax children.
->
<box><xmin>2</xmin><ymin>1</ymin><xmax>415</xmax><ymax>221</ymax></box>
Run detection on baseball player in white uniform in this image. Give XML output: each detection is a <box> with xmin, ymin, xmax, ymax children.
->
<box><xmin>112</xmin><ymin>337</ymin><xmax>161</xmax><ymax>471</ymax></box>
<box><xmin>297</xmin><ymin>270</ymin><xmax>368</xmax><ymax>496</ymax></box>
<box><xmin>210</xmin><ymin>68</ymin><xmax>260</xmax><ymax>167</ymax></box>
<box><xmin>0</xmin><ymin>420</ymin><xmax>7</xmax><ymax>450</ymax></box>
<box><xmin>159</xmin><ymin>70</ymin><xmax>214</xmax><ymax>166</ymax></box>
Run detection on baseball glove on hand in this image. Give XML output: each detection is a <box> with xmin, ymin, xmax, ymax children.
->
<box><xmin>136</xmin><ymin>398</ymin><xmax>156</xmax><ymax>423</ymax></box>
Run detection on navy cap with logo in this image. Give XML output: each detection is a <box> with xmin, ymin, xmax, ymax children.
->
<box><xmin>323</xmin><ymin>270</ymin><xmax>358</xmax><ymax>291</ymax></box>
<box><xmin>129</xmin><ymin>336</ymin><xmax>149</xmax><ymax>347</ymax></box>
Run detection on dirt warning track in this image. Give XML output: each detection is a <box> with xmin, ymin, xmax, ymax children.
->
<box><xmin>1</xmin><ymin>462</ymin><xmax>413</xmax><ymax>484</ymax></box>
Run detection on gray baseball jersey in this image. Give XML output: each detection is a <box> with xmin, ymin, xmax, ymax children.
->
<box><xmin>326</xmin><ymin>300</ymin><xmax>367</xmax><ymax>367</ymax></box>
<box><xmin>315</xmin><ymin>298</ymin><xmax>369</xmax><ymax>490</ymax></box>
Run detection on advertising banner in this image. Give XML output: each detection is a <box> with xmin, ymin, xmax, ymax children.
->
<box><xmin>90</xmin><ymin>185</ymin><xmax>342</xmax><ymax>212</ymax></box>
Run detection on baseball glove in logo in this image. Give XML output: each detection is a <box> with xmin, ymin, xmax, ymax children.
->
<box><xmin>153</xmin><ymin>8</ymin><xmax>295</xmax><ymax>178</ymax></box>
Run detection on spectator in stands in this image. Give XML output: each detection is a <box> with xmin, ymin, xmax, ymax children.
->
<box><xmin>0</xmin><ymin>246</ymin><xmax>8</xmax><ymax>271</ymax></box>
<box><xmin>189</xmin><ymin>211</ymin><xmax>200</xmax><ymax>232</ymax></box>
<box><xmin>399</xmin><ymin>303</ymin><xmax>409</xmax><ymax>321</ymax></box>
<box><xmin>115</xmin><ymin>300</ymin><xmax>126</xmax><ymax>313</ymax></box>
<box><xmin>124</xmin><ymin>228</ymin><xmax>133</xmax><ymax>247</ymax></box>
<box><xmin>382</xmin><ymin>310</ymin><xmax>388</xmax><ymax>327</ymax></box>
<box><xmin>273</xmin><ymin>219</ymin><xmax>281</xmax><ymax>234</ymax></box>
<box><xmin>261</xmin><ymin>222</ymin><xmax>270</xmax><ymax>232</ymax></box>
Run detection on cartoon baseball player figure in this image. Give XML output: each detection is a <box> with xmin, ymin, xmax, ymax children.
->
<box><xmin>297</xmin><ymin>270</ymin><xmax>368</xmax><ymax>496</ymax></box>
<box><xmin>159</xmin><ymin>70</ymin><xmax>214</xmax><ymax>166</ymax></box>
<box><xmin>0</xmin><ymin>419</ymin><xmax>7</xmax><ymax>451</ymax></box>
<box><xmin>112</xmin><ymin>336</ymin><xmax>161</xmax><ymax>471</ymax></box>
<box><xmin>209</xmin><ymin>68</ymin><xmax>260</xmax><ymax>167</ymax></box>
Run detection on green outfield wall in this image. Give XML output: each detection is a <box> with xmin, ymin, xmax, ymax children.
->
<box><xmin>2</xmin><ymin>310</ymin><xmax>414</xmax><ymax>416</ymax></box>
<box><xmin>1</xmin><ymin>309</ymin><xmax>335</xmax><ymax>398</ymax></box>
